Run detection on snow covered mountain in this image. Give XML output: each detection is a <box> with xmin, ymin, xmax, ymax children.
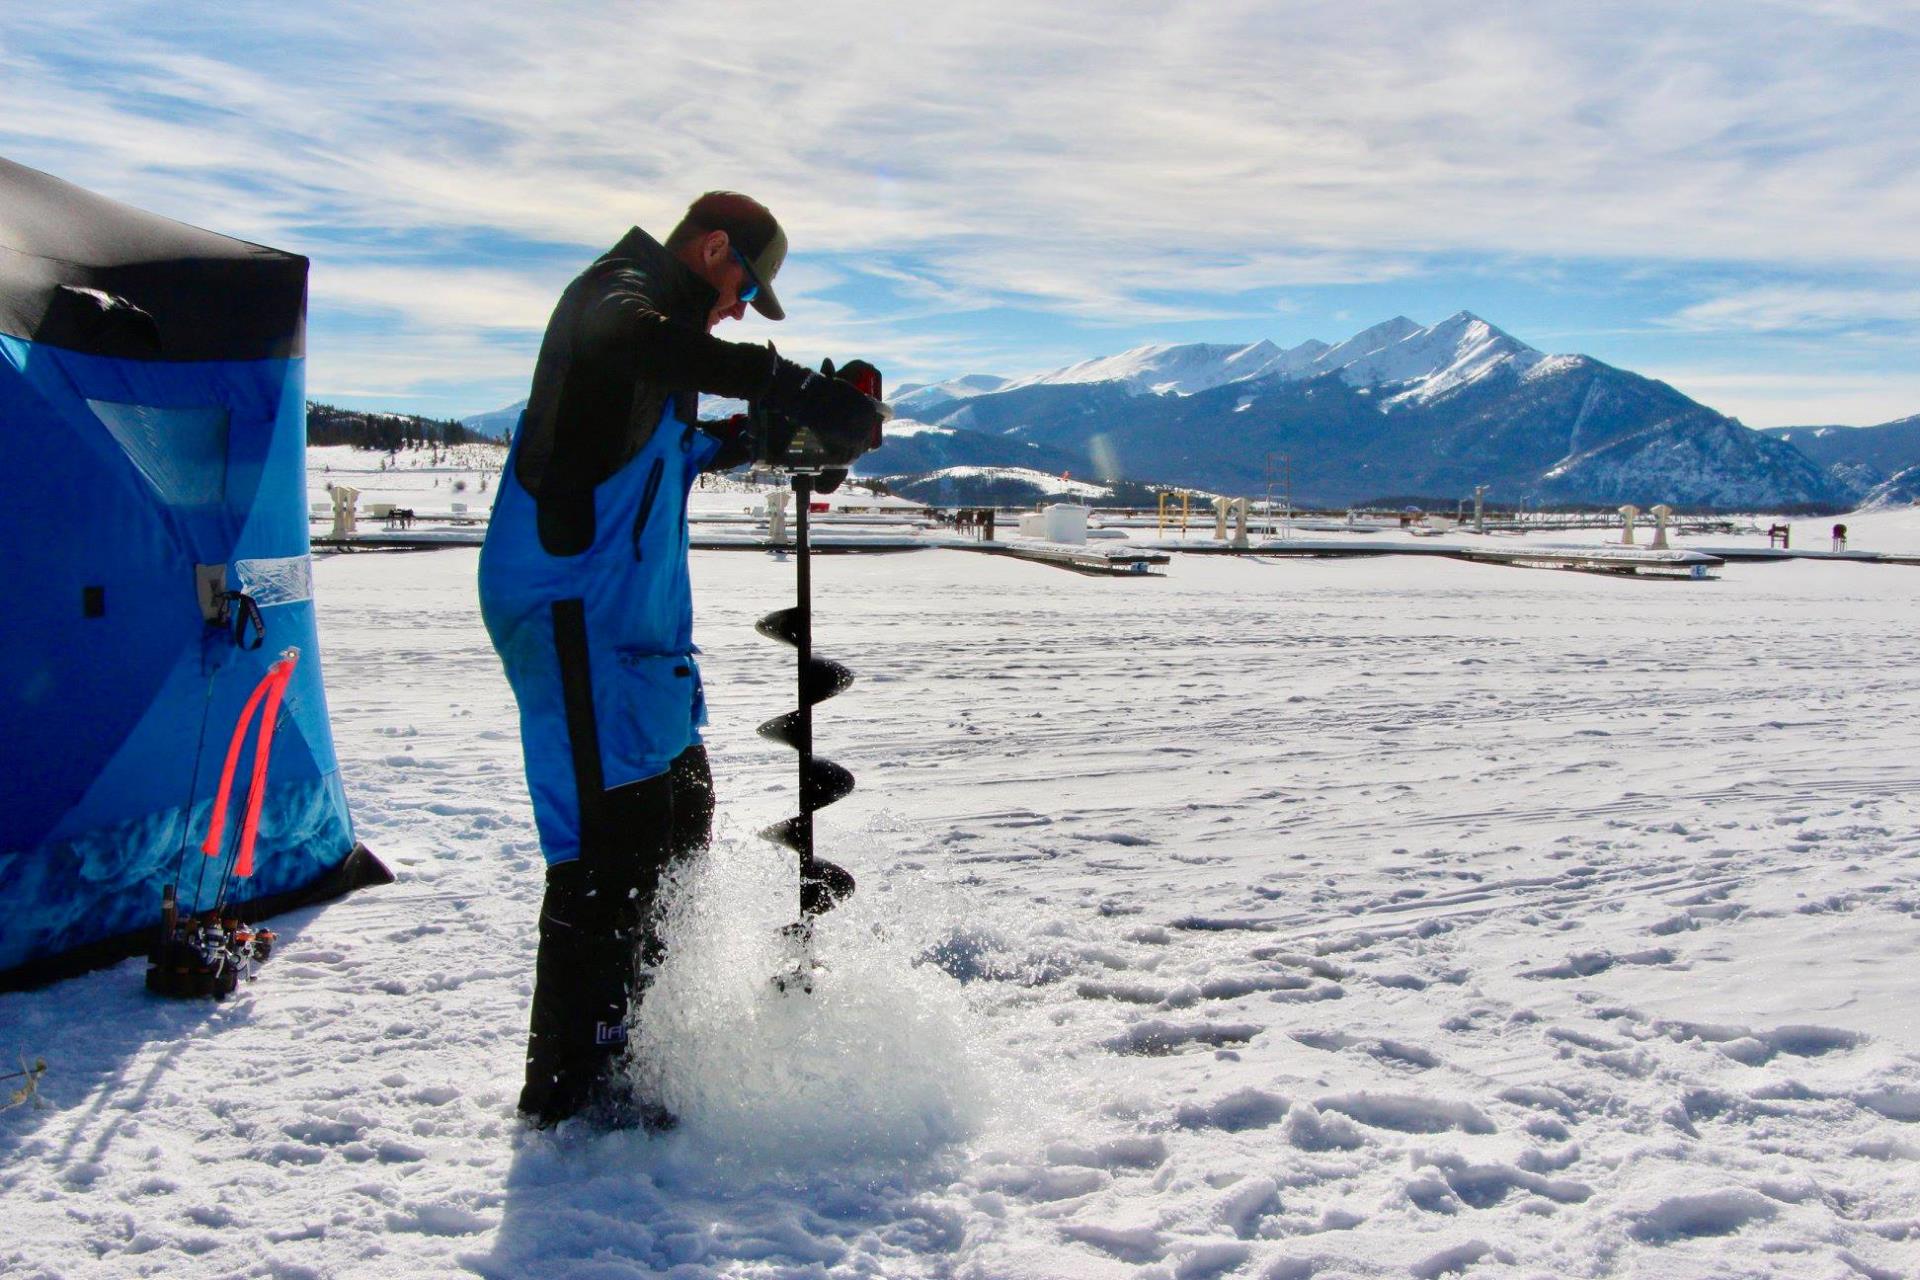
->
<box><xmin>1316</xmin><ymin>313</ymin><xmax>1543</xmax><ymax>404</ymax></box>
<box><xmin>866</xmin><ymin>315</ymin><xmax>1850</xmax><ymax>508</ymax></box>
<box><xmin>996</xmin><ymin>337</ymin><xmax>1329</xmax><ymax>397</ymax></box>
<box><xmin>1861</xmin><ymin>464</ymin><xmax>1920</xmax><ymax>509</ymax></box>
<box><xmin>1760</xmin><ymin>414</ymin><xmax>1920</xmax><ymax>502</ymax></box>
<box><xmin>914</xmin><ymin>312</ymin><xmax>1544</xmax><ymax>412</ymax></box>
<box><xmin>460</xmin><ymin>398</ymin><xmax>526</xmax><ymax>440</ymax></box>
<box><xmin>855</xmin><ymin>415</ymin><xmax>1082</xmax><ymax>478</ymax></box>
<box><xmin>890</xmin><ymin>374</ymin><xmax>1012</xmax><ymax>419</ymax></box>
<box><xmin>1537</xmin><ymin>413</ymin><xmax>1834</xmax><ymax>508</ymax></box>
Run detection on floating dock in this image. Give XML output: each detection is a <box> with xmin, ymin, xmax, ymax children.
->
<box><xmin>969</xmin><ymin>542</ymin><xmax>1171</xmax><ymax>576</ymax></box>
<box><xmin>314</xmin><ymin>517</ymin><xmax>1920</xmax><ymax>581</ymax></box>
<box><xmin>1689</xmin><ymin>545</ymin><xmax>1920</xmax><ymax>567</ymax></box>
<box><xmin>1146</xmin><ymin>538</ymin><xmax>1723</xmax><ymax>578</ymax></box>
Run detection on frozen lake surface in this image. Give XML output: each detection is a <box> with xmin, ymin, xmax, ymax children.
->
<box><xmin>4</xmin><ymin>530</ymin><xmax>1920</xmax><ymax>1278</ymax></box>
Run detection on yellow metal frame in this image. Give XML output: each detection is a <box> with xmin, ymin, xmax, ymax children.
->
<box><xmin>1157</xmin><ymin>490</ymin><xmax>1190</xmax><ymax>536</ymax></box>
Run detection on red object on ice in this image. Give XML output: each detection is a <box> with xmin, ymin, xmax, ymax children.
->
<box><xmin>200</xmin><ymin>654</ymin><xmax>300</xmax><ymax>877</ymax></box>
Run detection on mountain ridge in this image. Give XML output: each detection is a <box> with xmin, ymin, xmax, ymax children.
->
<box><xmin>1759</xmin><ymin>414</ymin><xmax>1920</xmax><ymax>501</ymax></box>
<box><xmin>867</xmin><ymin>315</ymin><xmax>1862</xmax><ymax>509</ymax></box>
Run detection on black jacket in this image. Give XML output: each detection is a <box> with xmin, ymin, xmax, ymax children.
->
<box><xmin>513</xmin><ymin>228</ymin><xmax>772</xmax><ymax>557</ymax></box>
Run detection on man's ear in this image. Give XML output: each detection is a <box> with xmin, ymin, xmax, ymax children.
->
<box><xmin>703</xmin><ymin>229</ymin><xmax>731</xmax><ymax>266</ymax></box>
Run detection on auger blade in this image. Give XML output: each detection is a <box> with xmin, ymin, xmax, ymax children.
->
<box><xmin>756</xmin><ymin>710</ymin><xmax>803</xmax><ymax>748</ymax></box>
<box><xmin>802</xmin><ymin>858</ymin><xmax>857</xmax><ymax>916</ymax></box>
<box><xmin>803</xmin><ymin>657</ymin><xmax>854</xmax><ymax>705</ymax></box>
<box><xmin>804</xmin><ymin>758</ymin><xmax>855</xmax><ymax>810</ymax></box>
<box><xmin>760</xmin><ymin>814</ymin><xmax>806</xmax><ymax>852</ymax></box>
<box><xmin>756</xmin><ymin>607</ymin><xmax>802</xmax><ymax>647</ymax></box>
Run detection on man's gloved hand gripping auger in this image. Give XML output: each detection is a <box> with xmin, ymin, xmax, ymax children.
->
<box><xmin>751</xmin><ymin>350</ymin><xmax>887</xmax><ymax>488</ymax></box>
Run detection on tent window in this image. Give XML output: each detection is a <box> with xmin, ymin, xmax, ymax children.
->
<box><xmin>235</xmin><ymin>555</ymin><xmax>313</xmax><ymax>607</ymax></box>
<box><xmin>86</xmin><ymin>399</ymin><xmax>231</xmax><ymax>508</ymax></box>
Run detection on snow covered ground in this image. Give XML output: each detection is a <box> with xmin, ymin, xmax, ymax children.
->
<box><xmin>307</xmin><ymin>443</ymin><xmax>506</xmax><ymax>520</ymax></box>
<box><xmin>5</xmin><ymin>532</ymin><xmax>1920</xmax><ymax>1278</ymax></box>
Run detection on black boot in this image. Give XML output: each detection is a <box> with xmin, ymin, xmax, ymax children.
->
<box><xmin>518</xmin><ymin>902</ymin><xmax>631</xmax><ymax>1127</ymax></box>
<box><xmin>521</xmin><ymin>750</ymin><xmax>713</xmax><ymax>1130</ymax></box>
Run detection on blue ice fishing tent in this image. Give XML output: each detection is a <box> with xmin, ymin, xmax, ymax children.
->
<box><xmin>0</xmin><ymin>156</ymin><xmax>387</xmax><ymax>989</ymax></box>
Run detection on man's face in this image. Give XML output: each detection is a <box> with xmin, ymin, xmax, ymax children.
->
<box><xmin>699</xmin><ymin>231</ymin><xmax>754</xmax><ymax>331</ymax></box>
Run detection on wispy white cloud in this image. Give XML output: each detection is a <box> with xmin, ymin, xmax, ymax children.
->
<box><xmin>315</xmin><ymin>264</ymin><xmax>561</xmax><ymax>332</ymax></box>
<box><xmin>1660</xmin><ymin>285</ymin><xmax>1920</xmax><ymax>334</ymax></box>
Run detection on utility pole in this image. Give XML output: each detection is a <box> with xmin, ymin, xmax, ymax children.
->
<box><xmin>1266</xmin><ymin>453</ymin><xmax>1293</xmax><ymax>539</ymax></box>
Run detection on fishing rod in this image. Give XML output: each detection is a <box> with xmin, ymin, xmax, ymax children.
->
<box><xmin>147</xmin><ymin>631</ymin><xmax>295</xmax><ymax>1000</ymax></box>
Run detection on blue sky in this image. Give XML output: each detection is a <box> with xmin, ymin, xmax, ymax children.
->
<box><xmin>4</xmin><ymin>1</ymin><xmax>1918</xmax><ymax>427</ymax></box>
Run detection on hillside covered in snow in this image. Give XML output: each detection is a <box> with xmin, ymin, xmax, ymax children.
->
<box><xmin>870</xmin><ymin>315</ymin><xmax>1872</xmax><ymax>510</ymax></box>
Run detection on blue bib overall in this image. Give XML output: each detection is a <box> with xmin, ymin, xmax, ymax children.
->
<box><xmin>479</xmin><ymin>406</ymin><xmax>721</xmax><ymax>865</ymax></box>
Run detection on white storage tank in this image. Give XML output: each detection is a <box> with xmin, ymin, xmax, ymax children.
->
<box><xmin>1043</xmin><ymin>503</ymin><xmax>1090</xmax><ymax>544</ymax></box>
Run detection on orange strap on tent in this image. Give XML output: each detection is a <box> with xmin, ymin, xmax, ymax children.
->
<box><xmin>233</xmin><ymin>665</ymin><xmax>293</xmax><ymax>878</ymax></box>
<box><xmin>200</xmin><ymin>652</ymin><xmax>300</xmax><ymax>877</ymax></box>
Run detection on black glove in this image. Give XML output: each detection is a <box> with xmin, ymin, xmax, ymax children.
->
<box><xmin>702</xmin><ymin>413</ymin><xmax>757</xmax><ymax>472</ymax></box>
<box><xmin>760</xmin><ymin>351</ymin><xmax>883</xmax><ymax>467</ymax></box>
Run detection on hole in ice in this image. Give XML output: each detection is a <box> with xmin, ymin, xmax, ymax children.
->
<box><xmin>627</xmin><ymin>839</ymin><xmax>1000</xmax><ymax>1171</ymax></box>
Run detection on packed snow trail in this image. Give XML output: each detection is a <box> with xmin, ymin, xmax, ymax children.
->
<box><xmin>3</xmin><ymin>535</ymin><xmax>1919</xmax><ymax>1278</ymax></box>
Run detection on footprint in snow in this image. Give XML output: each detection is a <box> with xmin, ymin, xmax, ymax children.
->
<box><xmin>1521</xmin><ymin>947</ymin><xmax>1675</xmax><ymax>980</ymax></box>
<box><xmin>1313</xmin><ymin>1092</ymin><xmax>1494</xmax><ymax>1135</ymax></box>
<box><xmin>1652</xmin><ymin>1019</ymin><xmax>1866</xmax><ymax>1065</ymax></box>
<box><xmin>1174</xmin><ymin>1088</ymin><xmax>1289</xmax><ymax>1132</ymax></box>
<box><xmin>1404</xmin><ymin>1152</ymin><xmax>1592</xmax><ymax>1212</ymax></box>
<box><xmin>1626</xmin><ymin>1188</ymin><xmax>1776</xmax><ymax>1243</ymax></box>
<box><xmin>1103</xmin><ymin>1018</ymin><xmax>1260</xmax><ymax>1056</ymax></box>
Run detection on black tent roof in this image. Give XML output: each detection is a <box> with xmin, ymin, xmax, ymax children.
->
<box><xmin>0</xmin><ymin>155</ymin><xmax>306</xmax><ymax>362</ymax></box>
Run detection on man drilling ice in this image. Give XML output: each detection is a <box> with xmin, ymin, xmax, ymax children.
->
<box><xmin>479</xmin><ymin>191</ymin><xmax>884</xmax><ymax>1128</ymax></box>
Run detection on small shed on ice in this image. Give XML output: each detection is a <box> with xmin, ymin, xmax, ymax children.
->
<box><xmin>0</xmin><ymin>156</ymin><xmax>387</xmax><ymax>989</ymax></box>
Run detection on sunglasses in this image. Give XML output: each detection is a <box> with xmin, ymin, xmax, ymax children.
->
<box><xmin>730</xmin><ymin>248</ymin><xmax>761</xmax><ymax>304</ymax></box>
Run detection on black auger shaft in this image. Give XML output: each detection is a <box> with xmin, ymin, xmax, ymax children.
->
<box><xmin>756</xmin><ymin>473</ymin><xmax>856</xmax><ymax>921</ymax></box>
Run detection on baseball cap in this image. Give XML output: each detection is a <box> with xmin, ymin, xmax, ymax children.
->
<box><xmin>683</xmin><ymin>190</ymin><xmax>787</xmax><ymax>320</ymax></box>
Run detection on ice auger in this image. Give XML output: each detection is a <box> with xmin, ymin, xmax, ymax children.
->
<box><xmin>753</xmin><ymin>359</ymin><xmax>885</xmax><ymax>992</ymax></box>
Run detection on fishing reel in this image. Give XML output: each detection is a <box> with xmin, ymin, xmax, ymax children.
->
<box><xmin>147</xmin><ymin>884</ymin><xmax>276</xmax><ymax>1000</ymax></box>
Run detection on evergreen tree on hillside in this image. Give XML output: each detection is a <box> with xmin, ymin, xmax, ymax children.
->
<box><xmin>306</xmin><ymin>402</ymin><xmax>486</xmax><ymax>449</ymax></box>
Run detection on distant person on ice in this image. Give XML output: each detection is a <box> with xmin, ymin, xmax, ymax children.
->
<box><xmin>478</xmin><ymin>192</ymin><xmax>883</xmax><ymax>1129</ymax></box>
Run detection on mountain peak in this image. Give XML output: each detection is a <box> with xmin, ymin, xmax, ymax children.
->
<box><xmin>1308</xmin><ymin>317</ymin><xmax>1423</xmax><ymax>370</ymax></box>
<box><xmin>1003</xmin><ymin>339</ymin><xmax>1307</xmax><ymax>397</ymax></box>
<box><xmin>889</xmin><ymin>373</ymin><xmax>1014</xmax><ymax>417</ymax></box>
<box><xmin>1295</xmin><ymin>313</ymin><xmax>1544</xmax><ymax>405</ymax></box>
